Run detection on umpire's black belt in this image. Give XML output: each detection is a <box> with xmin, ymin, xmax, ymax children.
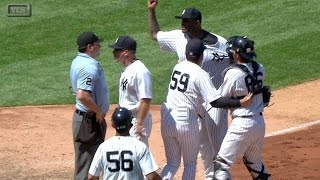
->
<box><xmin>75</xmin><ymin>109</ymin><xmax>87</xmax><ymax>116</ymax></box>
<box><xmin>233</xmin><ymin>112</ymin><xmax>263</xmax><ymax>118</ymax></box>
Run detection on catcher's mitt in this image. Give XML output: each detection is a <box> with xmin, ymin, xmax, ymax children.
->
<box><xmin>262</xmin><ymin>86</ymin><xmax>272</xmax><ymax>107</ymax></box>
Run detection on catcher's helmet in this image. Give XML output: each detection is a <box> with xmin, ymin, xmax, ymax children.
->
<box><xmin>226</xmin><ymin>36</ymin><xmax>256</xmax><ymax>60</ymax></box>
<box><xmin>112</xmin><ymin>107</ymin><xmax>133</xmax><ymax>130</ymax></box>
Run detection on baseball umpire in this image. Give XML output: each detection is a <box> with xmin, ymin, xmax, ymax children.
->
<box><xmin>69</xmin><ymin>31</ymin><xmax>110</xmax><ymax>180</ymax></box>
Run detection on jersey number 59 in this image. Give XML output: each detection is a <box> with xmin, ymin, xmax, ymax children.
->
<box><xmin>170</xmin><ymin>70</ymin><xmax>190</xmax><ymax>93</ymax></box>
<box><xmin>107</xmin><ymin>150</ymin><xmax>133</xmax><ymax>172</ymax></box>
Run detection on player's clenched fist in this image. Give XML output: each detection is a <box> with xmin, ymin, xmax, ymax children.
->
<box><xmin>148</xmin><ymin>0</ymin><xmax>158</xmax><ymax>9</ymax></box>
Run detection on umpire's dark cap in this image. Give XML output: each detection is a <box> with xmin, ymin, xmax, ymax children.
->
<box><xmin>227</xmin><ymin>36</ymin><xmax>256</xmax><ymax>60</ymax></box>
<box><xmin>108</xmin><ymin>35</ymin><xmax>137</xmax><ymax>51</ymax></box>
<box><xmin>175</xmin><ymin>7</ymin><xmax>202</xmax><ymax>22</ymax></box>
<box><xmin>112</xmin><ymin>107</ymin><xmax>133</xmax><ymax>130</ymax></box>
<box><xmin>186</xmin><ymin>38</ymin><xmax>206</xmax><ymax>61</ymax></box>
<box><xmin>77</xmin><ymin>31</ymin><xmax>103</xmax><ymax>49</ymax></box>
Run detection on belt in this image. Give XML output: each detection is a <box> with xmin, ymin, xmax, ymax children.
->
<box><xmin>75</xmin><ymin>109</ymin><xmax>87</xmax><ymax>116</ymax></box>
<box><xmin>233</xmin><ymin>112</ymin><xmax>263</xmax><ymax>118</ymax></box>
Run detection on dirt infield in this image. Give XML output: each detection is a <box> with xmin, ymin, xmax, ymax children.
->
<box><xmin>0</xmin><ymin>80</ymin><xmax>320</xmax><ymax>179</ymax></box>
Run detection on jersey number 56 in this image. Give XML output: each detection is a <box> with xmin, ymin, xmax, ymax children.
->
<box><xmin>107</xmin><ymin>150</ymin><xmax>133</xmax><ymax>172</ymax></box>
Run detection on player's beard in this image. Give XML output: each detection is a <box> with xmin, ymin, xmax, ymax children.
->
<box><xmin>181</xmin><ymin>23</ymin><xmax>196</xmax><ymax>35</ymax></box>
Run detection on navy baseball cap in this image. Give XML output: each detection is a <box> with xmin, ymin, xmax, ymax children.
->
<box><xmin>185</xmin><ymin>38</ymin><xmax>206</xmax><ymax>60</ymax></box>
<box><xmin>108</xmin><ymin>35</ymin><xmax>137</xmax><ymax>51</ymax></box>
<box><xmin>175</xmin><ymin>7</ymin><xmax>202</xmax><ymax>22</ymax></box>
<box><xmin>112</xmin><ymin>107</ymin><xmax>133</xmax><ymax>130</ymax></box>
<box><xmin>77</xmin><ymin>31</ymin><xmax>103</xmax><ymax>49</ymax></box>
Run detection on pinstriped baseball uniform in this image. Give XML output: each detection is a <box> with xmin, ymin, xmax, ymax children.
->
<box><xmin>89</xmin><ymin>136</ymin><xmax>159</xmax><ymax>180</ymax></box>
<box><xmin>161</xmin><ymin>60</ymin><xmax>221</xmax><ymax>180</ymax></box>
<box><xmin>214</xmin><ymin>62</ymin><xmax>270</xmax><ymax>179</ymax></box>
<box><xmin>118</xmin><ymin>60</ymin><xmax>153</xmax><ymax>146</ymax></box>
<box><xmin>157</xmin><ymin>30</ymin><xmax>230</xmax><ymax>175</ymax></box>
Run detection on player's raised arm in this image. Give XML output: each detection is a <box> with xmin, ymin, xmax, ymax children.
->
<box><xmin>147</xmin><ymin>0</ymin><xmax>160</xmax><ymax>41</ymax></box>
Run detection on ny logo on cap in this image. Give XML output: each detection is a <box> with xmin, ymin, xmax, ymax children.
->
<box><xmin>181</xmin><ymin>9</ymin><xmax>186</xmax><ymax>15</ymax></box>
<box><xmin>115</xmin><ymin>37</ymin><xmax>119</xmax><ymax>43</ymax></box>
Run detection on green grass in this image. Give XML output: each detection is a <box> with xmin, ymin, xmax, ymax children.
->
<box><xmin>1</xmin><ymin>0</ymin><xmax>319</xmax><ymax>106</ymax></box>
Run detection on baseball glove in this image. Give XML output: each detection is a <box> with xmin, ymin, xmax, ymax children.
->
<box><xmin>262</xmin><ymin>86</ymin><xmax>272</xmax><ymax>107</ymax></box>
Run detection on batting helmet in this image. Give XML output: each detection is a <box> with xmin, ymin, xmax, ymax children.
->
<box><xmin>112</xmin><ymin>107</ymin><xmax>133</xmax><ymax>130</ymax></box>
<box><xmin>226</xmin><ymin>36</ymin><xmax>256</xmax><ymax>60</ymax></box>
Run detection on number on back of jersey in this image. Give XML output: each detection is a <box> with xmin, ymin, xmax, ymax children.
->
<box><xmin>107</xmin><ymin>150</ymin><xmax>133</xmax><ymax>172</ymax></box>
<box><xmin>235</xmin><ymin>61</ymin><xmax>263</xmax><ymax>95</ymax></box>
<box><xmin>243</xmin><ymin>70</ymin><xmax>263</xmax><ymax>94</ymax></box>
<box><xmin>169</xmin><ymin>70</ymin><xmax>190</xmax><ymax>92</ymax></box>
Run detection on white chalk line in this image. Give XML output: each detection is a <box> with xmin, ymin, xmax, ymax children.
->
<box><xmin>265</xmin><ymin>119</ymin><xmax>320</xmax><ymax>137</ymax></box>
<box><xmin>196</xmin><ymin>119</ymin><xmax>320</xmax><ymax>159</ymax></box>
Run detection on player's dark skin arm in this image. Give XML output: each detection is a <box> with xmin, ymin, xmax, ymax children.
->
<box><xmin>210</xmin><ymin>93</ymin><xmax>253</xmax><ymax>108</ymax></box>
<box><xmin>88</xmin><ymin>174</ymin><xmax>98</xmax><ymax>180</ymax></box>
<box><xmin>148</xmin><ymin>0</ymin><xmax>160</xmax><ymax>40</ymax></box>
<box><xmin>146</xmin><ymin>171</ymin><xmax>162</xmax><ymax>180</ymax></box>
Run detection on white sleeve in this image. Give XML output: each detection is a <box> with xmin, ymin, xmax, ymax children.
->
<box><xmin>157</xmin><ymin>30</ymin><xmax>180</xmax><ymax>52</ymax></box>
<box><xmin>198</xmin><ymin>71</ymin><xmax>221</xmax><ymax>103</ymax></box>
<box><xmin>77</xmin><ymin>64</ymin><xmax>98</xmax><ymax>92</ymax></box>
<box><xmin>139</xmin><ymin>146</ymin><xmax>159</xmax><ymax>176</ymax></box>
<box><xmin>136</xmin><ymin>70</ymin><xmax>153</xmax><ymax>99</ymax></box>
<box><xmin>88</xmin><ymin>145</ymin><xmax>103</xmax><ymax>177</ymax></box>
<box><xmin>219</xmin><ymin>68</ymin><xmax>245</xmax><ymax>98</ymax></box>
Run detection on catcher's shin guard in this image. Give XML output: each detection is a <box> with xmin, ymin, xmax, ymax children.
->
<box><xmin>243</xmin><ymin>157</ymin><xmax>271</xmax><ymax>180</ymax></box>
<box><xmin>212</xmin><ymin>155</ymin><xmax>231</xmax><ymax>180</ymax></box>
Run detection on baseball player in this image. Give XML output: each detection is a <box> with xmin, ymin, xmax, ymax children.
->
<box><xmin>109</xmin><ymin>35</ymin><xmax>153</xmax><ymax>146</ymax></box>
<box><xmin>147</xmin><ymin>1</ymin><xmax>230</xmax><ymax>176</ymax></box>
<box><xmin>210</xmin><ymin>36</ymin><xmax>271</xmax><ymax>179</ymax></box>
<box><xmin>69</xmin><ymin>31</ymin><xmax>110</xmax><ymax>180</ymax></box>
<box><xmin>88</xmin><ymin>107</ymin><xmax>161</xmax><ymax>180</ymax></box>
<box><xmin>160</xmin><ymin>38</ymin><xmax>252</xmax><ymax>180</ymax></box>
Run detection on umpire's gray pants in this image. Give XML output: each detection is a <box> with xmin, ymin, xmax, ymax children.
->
<box><xmin>72</xmin><ymin>112</ymin><xmax>106</xmax><ymax>180</ymax></box>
